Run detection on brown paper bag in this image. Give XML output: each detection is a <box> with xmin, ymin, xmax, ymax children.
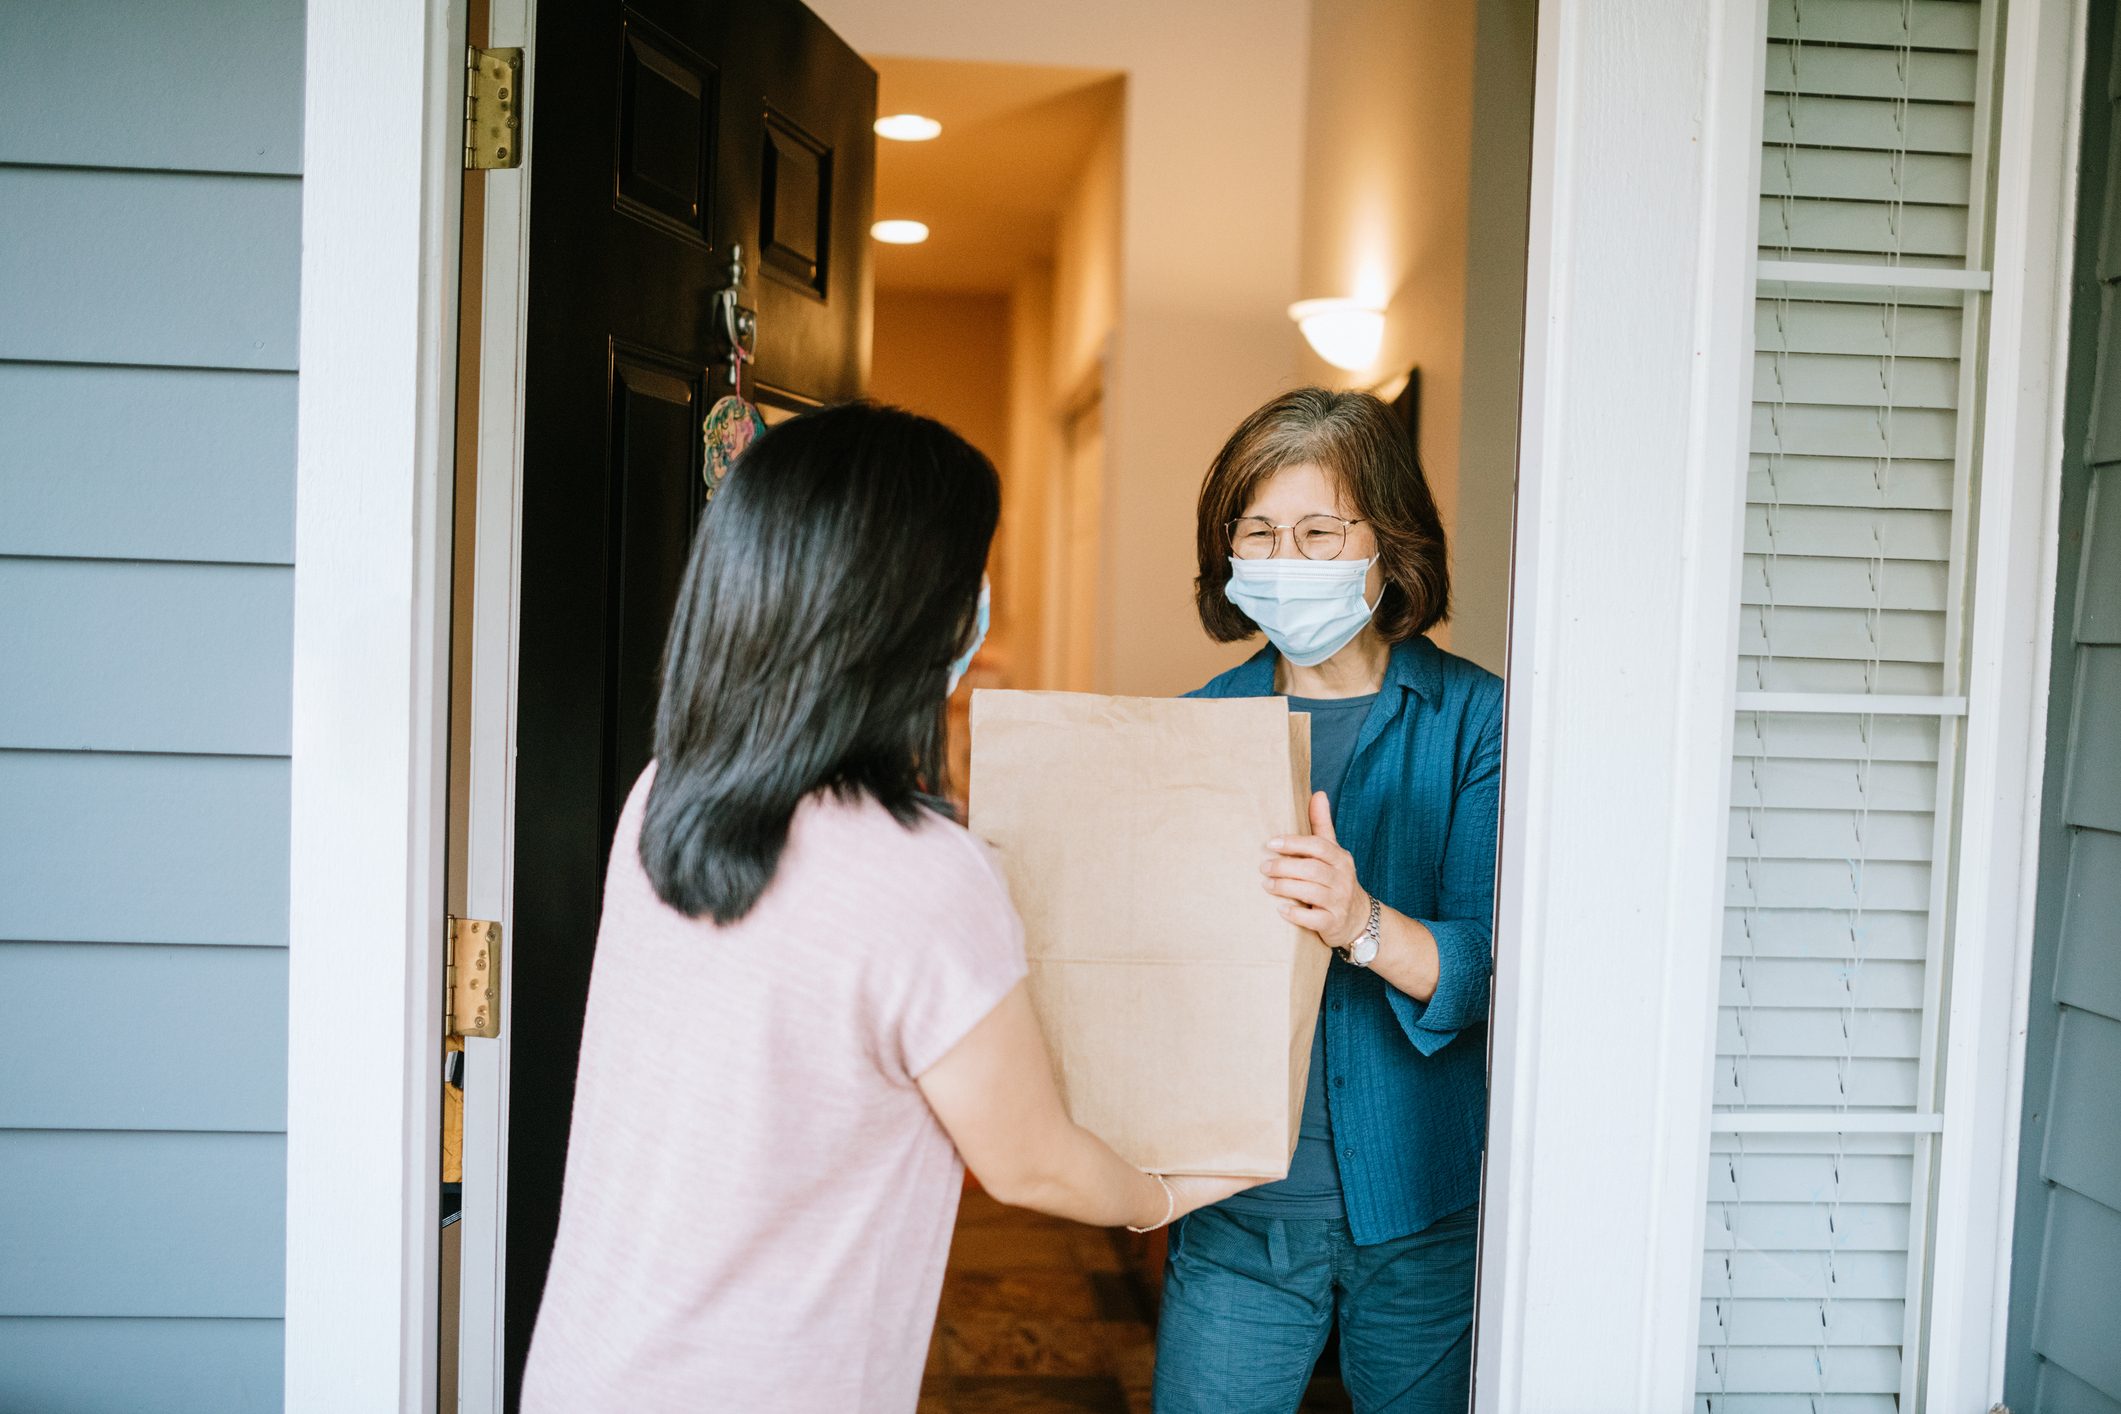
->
<box><xmin>969</xmin><ymin>690</ymin><xmax>1327</xmax><ymax>1178</ymax></box>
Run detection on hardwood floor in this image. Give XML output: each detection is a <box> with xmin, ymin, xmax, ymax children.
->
<box><xmin>920</xmin><ymin>1189</ymin><xmax>1353</xmax><ymax>1414</ymax></box>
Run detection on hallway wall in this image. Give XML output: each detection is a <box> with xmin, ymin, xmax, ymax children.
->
<box><xmin>815</xmin><ymin>0</ymin><xmax>1310</xmax><ymax>697</ymax></box>
<box><xmin>872</xmin><ymin>289</ymin><xmax>1013</xmax><ymax>470</ymax></box>
<box><xmin>871</xmin><ymin>289</ymin><xmax>1016</xmax><ymax>795</ymax></box>
<box><xmin>1455</xmin><ymin>0</ymin><xmax>1537</xmax><ymax>676</ymax></box>
<box><xmin>1297</xmin><ymin>0</ymin><xmax>1531</xmax><ymax>676</ymax></box>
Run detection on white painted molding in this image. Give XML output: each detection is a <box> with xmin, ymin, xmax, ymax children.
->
<box><xmin>1474</xmin><ymin>1</ymin><xmax>1766</xmax><ymax>1408</ymax></box>
<box><xmin>1926</xmin><ymin>0</ymin><xmax>2087</xmax><ymax>1405</ymax></box>
<box><xmin>286</xmin><ymin>0</ymin><xmax>465</xmax><ymax>1409</ymax></box>
<box><xmin>455</xmin><ymin>0</ymin><xmax>537</xmax><ymax>1407</ymax></box>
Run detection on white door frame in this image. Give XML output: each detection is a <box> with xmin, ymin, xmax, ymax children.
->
<box><xmin>285</xmin><ymin>0</ymin><xmax>468</xmax><ymax>1409</ymax></box>
<box><xmin>453</xmin><ymin>0</ymin><xmax>538</xmax><ymax>1406</ymax></box>
<box><xmin>1477</xmin><ymin>0</ymin><xmax>2087</xmax><ymax>1406</ymax></box>
<box><xmin>1473</xmin><ymin>1</ymin><xmax>1766</xmax><ymax>1407</ymax></box>
<box><xmin>290</xmin><ymin>0</ymin><xmax>535</xmax><ymax>1403</ymax></box>
<box><xmin>286</xmin><ymin>0</ymin><xmax>2086</xmax><ymax>1408</ymax></box>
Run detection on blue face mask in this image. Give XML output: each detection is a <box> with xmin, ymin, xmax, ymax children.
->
<box><xmin>947</xmin><ymin>581</ymin><xmax>991</xmax><ymax>693</ymax></box>
<box><xmin>1224</xmin><ymin>556</ymin><xmax>1378</xmax><ymax>667</ymax></box>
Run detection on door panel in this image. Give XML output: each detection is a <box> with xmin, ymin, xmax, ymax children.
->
<box><xmin>759</xmin><ymin>109</ymin><xmax>830</xmax><ymax>296</ymax></box>
<box><xmin>604</xmin><ymin>345</ymin><xmax>706</xmax><ymax>841</ymax></box>
<box><xmin>505</xmin><ymin>4</ymin><xmax>874</xmax><ymax>1402</ymax></box>
<box><xmin>614</xmin><ymin>14</ymin><xmax>717</xmax><ymax>245</ymax></box>
<box><xmin>704</xmin><ymin>0</ymin><xmax>874</xmax><ymax>407</ymax></box>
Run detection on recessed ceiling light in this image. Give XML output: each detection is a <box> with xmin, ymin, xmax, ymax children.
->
<box><xmin>874</xmin><ymin>113</ymin><xmax>943</xmax><ymax>142</ymax></box>
<box><xmin>872</xmin><ymin>219</ymin><xmax>930</xmax><ymax>245</ymax></box>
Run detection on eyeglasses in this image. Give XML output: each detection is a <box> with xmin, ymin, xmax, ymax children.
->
<box><xmin>1227</xmin><ymin>514</ymin><xmax>1366</xmax><ymax>561</ymax></box>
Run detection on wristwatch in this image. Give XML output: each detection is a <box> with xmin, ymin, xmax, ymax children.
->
<box><xmin>1339</xmin><ymin>897</ymin><xmax>1383</xmax><ymax>968</ymax></box>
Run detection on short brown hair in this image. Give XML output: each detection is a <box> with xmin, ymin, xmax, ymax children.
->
<box><xmin>1194</xmin><ymin>387</ymin><xmax>1450</xmax><ymax>644</ymax></box>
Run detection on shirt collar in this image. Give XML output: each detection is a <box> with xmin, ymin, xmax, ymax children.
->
<box><xmin>1231</xmin><ymin>635</ymin><xmax>1445</xmax><ymax>706</ymax></box>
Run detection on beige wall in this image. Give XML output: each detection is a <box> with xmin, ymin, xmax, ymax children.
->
<box><xmin>1049</xmin><ymin>110</ymin><xmax>1123</xmax><ymax>403</ymax></box>
<box><xmin>1003</xmin><ymin>268</ymin><xmax>1054</xmax><ymax>686</ymax></box>
<box><xmin>870</xmin><ymin>288</ymin><xmax>1012</xmax><ymax>467</ymax></box>
<box><xmin>1028</xmin><ymin>107</ymin><xmax>1123</xmax><ymax>691</ymax></box>
<box><xmin>868</xmin><ymin>287</ymin><xmax>1015</xmax><ymax>677</ymax></box>
<box><xmin>1297</xmin><ymin>0</ymin><xmax>1526</xmax><ymax>677</ymax></box>
<box><xmin>868</xmin><ymin>118</ymin><xmax>1126</xmax><ymax>698</ymax></box>
<box><xmin>1454</xmin><ymin>0</ymin><xmax>1537</xmax><ymax>676</ymax></box>
<box><xmin>815</xmin><ymin>0</ymin><xmax>1310</xmax><ymax>697</ymax></box>
<box><xmin>868</xmin><ymin>290</ymin><xmax>1013</xmax><ymax>793</ymax></box>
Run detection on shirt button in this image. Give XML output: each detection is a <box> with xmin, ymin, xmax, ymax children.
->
<box><xmin>1330</xmin><ymin>1001</ymin><xmax>1344</xmax><ymax>1013</ymax></box>
<box><xmin>1343</xmin><ymin>1148</ymin><xmax>1357</xmax><ymax>1160</ymax></box>
<box><xmin>1334</xmin><ymin>1076</ymin><xmax>1347</xmax><ymax>1089</ymax></box>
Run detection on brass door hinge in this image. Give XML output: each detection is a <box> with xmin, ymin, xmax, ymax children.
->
<box><xmin>466</xmin><ymin>46</ymin><xmax>523</xmax><ymax>170</ymax></box>
<box><xmin>446</xmin><ymin>916</ymin><xmax>503</xmax><ymax>1039</ymax></box>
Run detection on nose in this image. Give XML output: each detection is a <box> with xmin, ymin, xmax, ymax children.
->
<box><xmin>1268</xmin><ymin>525</ymin><xmax>1304</xmax><ymax>560</ymax></box>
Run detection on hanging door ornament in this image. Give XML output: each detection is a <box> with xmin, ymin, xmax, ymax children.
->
<box><xmin>703</xmin><ymin>244</ymin><xmax>765</xmax><ymax>503</ymax></box>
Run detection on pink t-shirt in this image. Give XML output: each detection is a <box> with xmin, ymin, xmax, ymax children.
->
<box><xmin>521</xmin><ymin>771</ymin><xmax>1027</xmax><ymax>1413</ymax></box>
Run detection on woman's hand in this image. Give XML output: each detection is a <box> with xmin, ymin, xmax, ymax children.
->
<box><xmin>1262</xmin><ymin>790</ymin><xmax>1370</xmax><ymax>951</ymax></box>
<box><xmin>1160</xmin><ymin>1172</ymin><xmax>1266</xmax><ymax>1223</ymax></box>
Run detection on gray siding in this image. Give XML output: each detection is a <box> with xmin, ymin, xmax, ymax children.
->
<box><xmin>0</xmin><ymin>3</ymin><xmax>301</xmax><ymax>1409</ymax></box>
<box><xmin>2006</xmin><ymin>3</ymin><xmax>2121</xmax><ymax>1409</ymax></box>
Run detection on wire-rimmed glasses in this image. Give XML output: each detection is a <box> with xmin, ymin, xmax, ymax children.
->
<box><xmin>1227</xmin><ymin>514</ymin><xmax>1365</xmax><ymax>560</ymax></box>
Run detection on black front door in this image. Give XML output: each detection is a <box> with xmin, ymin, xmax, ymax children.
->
<box><xmin>507</xmin><ymin>3</ymin><xmax>874</xmax><ymax>1400</ymax></box>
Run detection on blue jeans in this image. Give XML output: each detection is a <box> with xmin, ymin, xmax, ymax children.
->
<box><xmin>1153</xmin><ymin>1203</ymin><xmax>1477</xmax><ymax>1414</ymax></box>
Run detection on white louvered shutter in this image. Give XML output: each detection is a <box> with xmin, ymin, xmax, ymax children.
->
<box><xmin>1698</xmin><ymin>1</ymin><xmax>1998</xmax><ymax>1409</ymax></box>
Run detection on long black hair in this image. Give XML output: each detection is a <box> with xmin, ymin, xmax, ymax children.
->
<box><xmin>640</xmin><ymin>401</ymin><xmax>1000</xmax><ymax>924</ymax></box>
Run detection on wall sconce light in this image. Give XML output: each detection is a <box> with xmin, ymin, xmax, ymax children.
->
<box><xmin>1288</xmin><ymin>298</ymin><xmax>1385</xmax><ymax>372</ymax></box>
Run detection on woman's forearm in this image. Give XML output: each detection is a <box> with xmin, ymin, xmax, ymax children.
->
<box><xmin>1364</xmin><ymin>904</ymin><xmax>1440</xmax><ymax>1003</ymax></box>
<box><xmin>990</xmin><ymin>1124</ymin><xmax>1169</xmax><ymax>1228</ymax></box>
<box><xmin>919</xmin><ymin>984</ymin><xmax>1180</xmax><ymax>1230</ymax></box>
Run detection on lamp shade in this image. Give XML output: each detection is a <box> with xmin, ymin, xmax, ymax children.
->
<box><xmin>1289</xmin><ymin>298</ymin><xmax>1385</xmax><ymax>372</ymax></box>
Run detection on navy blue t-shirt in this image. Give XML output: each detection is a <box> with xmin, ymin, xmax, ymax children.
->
<box><xmin>1219</xmin><ymin>691</ymin><xmax>1377</xmax><ymax>1220</ymax></box>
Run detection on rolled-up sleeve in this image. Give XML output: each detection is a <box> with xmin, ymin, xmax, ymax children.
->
<box><xmin>1385</xmin><ymin>696</ymin><xmax>1502</xmax><ymax>1055</ymax></box>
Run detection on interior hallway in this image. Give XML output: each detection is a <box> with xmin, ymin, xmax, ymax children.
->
<box><xmin>922</xmin><ymin>1189</ymin><xmax>1353</xmax><ymax>1413</ymax></box>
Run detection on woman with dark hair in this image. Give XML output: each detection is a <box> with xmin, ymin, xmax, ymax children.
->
<box><xmin>1154</xmin><ymin>388</ymin><xmax>1503</xmax><ymax>1413</ymax></box>
<box><xmin>521</xmin><ymin>403</ymin><xmax>1253</xmax><ymax>1413</ymax></box>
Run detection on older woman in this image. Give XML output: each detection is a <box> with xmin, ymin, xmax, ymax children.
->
<box><xmin>1154</xmin><ymin>388</ymin><xmax>1503</xmax><ymax>1413</ymax></box>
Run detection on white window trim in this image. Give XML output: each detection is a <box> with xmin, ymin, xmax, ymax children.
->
<box><xmin>1927</xmin><ymin>0</ymin><xmax>2087</xmax><ymax>1404</ymax></box>
<box><xmin>285</xmin><ymin>1</ymin><xmax>467</xmax><ymax>1409</ymax></box>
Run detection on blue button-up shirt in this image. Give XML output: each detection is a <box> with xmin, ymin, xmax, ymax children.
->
<box><xmin>1190</xmin><ymin>635</ymin><xmax>1503</xmax><ymax>1245</ymax></box>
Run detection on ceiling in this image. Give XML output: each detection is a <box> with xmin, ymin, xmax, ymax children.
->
<box><xmin>868</xmin><ymin>57</ymin><xmax>1124</xmax><ymax>295</ymax></box>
